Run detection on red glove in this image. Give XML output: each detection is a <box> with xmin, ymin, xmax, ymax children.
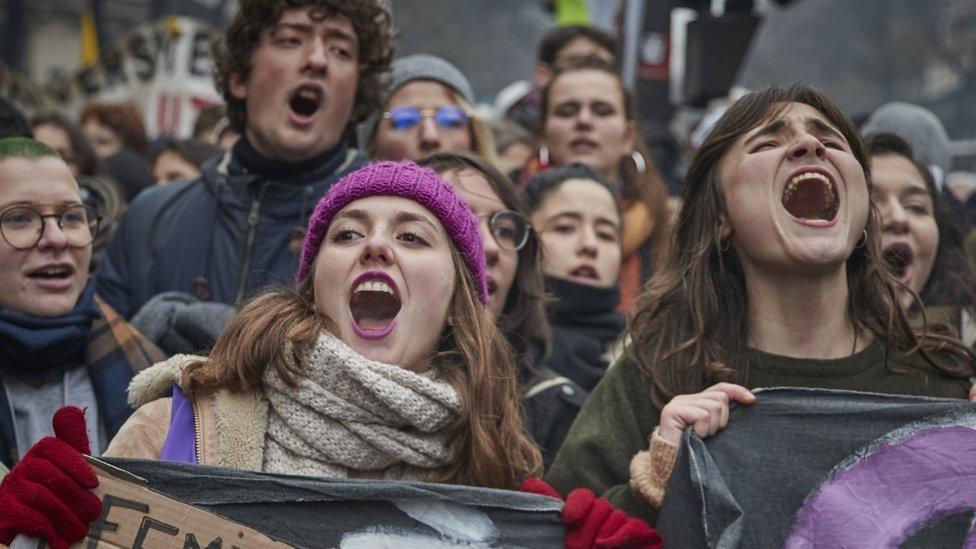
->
<box><xmin>0</xmin><ymin>406</ymin><xmax>102</xmax><ymax>549</ymax></box>
<box><xmin>522</xmin><ymin>478</ymin><xmax>663</xmax><ymax>549</ymax></box>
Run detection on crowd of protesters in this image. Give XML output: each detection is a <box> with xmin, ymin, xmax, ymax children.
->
<box><xmin>0</xmin><ymin>0</ymin><xmax>975</xmax><ymax>547</ymax></box>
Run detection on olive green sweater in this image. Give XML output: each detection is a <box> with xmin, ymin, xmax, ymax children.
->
<box><xmin>544</xmin><ymin>339</ymin><xmax>973</xmax><ymax>524</ymax></box>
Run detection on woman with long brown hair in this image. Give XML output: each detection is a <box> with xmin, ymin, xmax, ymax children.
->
<box><xmin>544</xmin><ymin>83</ymin><xmax>976</xmax><ymax>524</ymax></box>
<box><xmin>121</xmin><ymin>160</ymin><xmax>540</xmax><ymax>486</ymax></box>
<box><xmin>866</xmin><ymin>132</ymin><xmax>976</xmax><ymax>346</ymax></box>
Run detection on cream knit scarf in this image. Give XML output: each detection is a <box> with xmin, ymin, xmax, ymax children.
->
<box><xmin>262</xmin><ymin>331</ymin><xmax>462</xmax><ymax>480</ymax></box>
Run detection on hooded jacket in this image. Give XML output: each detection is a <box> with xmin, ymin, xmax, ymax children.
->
<box><xmin>96</xmin><ymin>140</ymin><xmax>363</xmax><ymax>318</ymax></box>
<box><xmin>102</xmin><ymin>354</ymin><xmax>268</xmax><ymax>469</ymax></box>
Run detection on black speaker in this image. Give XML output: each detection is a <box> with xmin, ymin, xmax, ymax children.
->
<box><xmin>682</xmin><ymin>13</ymin><xmax>760</xmax><ymax>106</ymax></box>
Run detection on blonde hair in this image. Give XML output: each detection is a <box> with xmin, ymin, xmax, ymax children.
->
<box><xmin>454</xmin><ymin>94</ymin><xmax>500</xmax><ymax>168</ymax></box>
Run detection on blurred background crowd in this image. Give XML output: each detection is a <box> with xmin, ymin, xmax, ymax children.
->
<box><xmin>1</xmin><ymin>1</ymin><xmax>976</xmax><ymax>544</ymax></box>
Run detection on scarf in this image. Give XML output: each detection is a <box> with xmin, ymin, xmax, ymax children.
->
<box><xmin>0</xmin><ymin>283</ymin><xmax>100</xmax><ymax>379</ymax></box>
<box><xmin>234</xmin><ymin>134</ymin><xmax>348</xmax><ymax>180</ymax></box>
<box><xmin>545</xmin><ymin>276</ymin><xmax>627</xmax><ymax>392</ymax></box>
<box><xmin>263</xmin><ymin>331</ymin><xmax>462</xmax><ymax>480</ymax></box>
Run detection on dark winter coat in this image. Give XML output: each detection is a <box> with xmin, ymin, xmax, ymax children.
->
<box><xmin>96</xmin><ymin>140</ymin><xmax>363</xmax><ymax>318</ymax></box>
<box><xmin>519</xmin><ymin>343</ymin><xmax>587</xmax><ymax>469</ymax></box>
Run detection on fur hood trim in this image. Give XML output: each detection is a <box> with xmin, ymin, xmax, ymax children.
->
<box><xmin>126</xmin><ymin>354</ymin><xmax>204</xmax><ymax>408</ymax></box>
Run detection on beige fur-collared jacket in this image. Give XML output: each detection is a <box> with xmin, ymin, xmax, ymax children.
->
<box><xmin>103</xmin><ymin>355</ymin><xmax>269</xmax><ymax>470</ymax></box>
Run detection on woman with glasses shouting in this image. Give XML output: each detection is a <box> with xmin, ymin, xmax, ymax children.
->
<box><xmin>419</xmin><ymin>152</ymin><xmax>586</xmax><ymax>468</ymax></box>
<box><xmin>0</xmin><ymin>137</ymin><xmax>162</xmax><ymax>478</ymax></box>
<box><xmin>362</xmin><ymin>54</ymin><xmax>498</xmax><ymax>165</ymax></box>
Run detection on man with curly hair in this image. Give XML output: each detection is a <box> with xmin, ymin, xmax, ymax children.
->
<box><xmin>97</xmin><ymin>0</ymin><xmax>394</xmax><ymax>323</ymax></box>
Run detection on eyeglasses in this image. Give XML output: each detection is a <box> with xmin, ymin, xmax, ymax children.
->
<box><xmin>0</xmin><ymin>204</ymin><xmax>100</xmax><ymax>250</ymax></box>
<box><xmin>382</xmin><ymin>105</ymin><xmax>470</xmax><ymax>132</ymax></box>
<box><xmin>481</xmin><ymin>210</ymin><xmax>530</xmax><ymax>251</ymax></box>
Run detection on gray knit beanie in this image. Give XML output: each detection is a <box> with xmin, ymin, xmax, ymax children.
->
<box><xmin>861</xmin><ymin>102</ymin><xmax>951</xmax><ymax>190</ymax></box>
<box><xmin>358</xmin><ymin>54</ymin><xmax>475</xmax><ymax>150</ymax></box>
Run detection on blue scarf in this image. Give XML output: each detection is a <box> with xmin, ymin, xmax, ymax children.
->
<box><xmin>0</xmin><ymin>283</ymin><xmax>101</xmax><ymax>379</ymax></box>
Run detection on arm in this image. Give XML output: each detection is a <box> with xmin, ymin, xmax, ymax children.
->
<box><xmin>545</xmin><ymin>358</ymin><xmax>660</xmax><ymax>524</ymax></box>
<box><xmin>629</xmin><ymin>382</ymin><xmax>754</xmax><ymax>509</ymax></box>
<box><xmin>95</xmin><ymin>183</ymin><xmax>180</xmax><ymax>319</ymax></box>
<box><xmin>628</xmin><ymin>428</ymin><xmax>679</xmax><ymax>508</ymax></box>
<box><xmin>102</xmin><ymin>398</ymin><xmax>172</xmax><ymax>460</ymax></box>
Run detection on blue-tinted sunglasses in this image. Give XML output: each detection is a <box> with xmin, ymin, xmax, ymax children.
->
<box><xmin>382</xmin><ymin>105</ymin><xmax>470</xmax><ymax>132</ymax></box>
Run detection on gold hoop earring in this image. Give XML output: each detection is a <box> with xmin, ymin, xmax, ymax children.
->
<box><xmin>857</xmin><ymin>228</ymin><xmax>868</xmax><ymax>248</ymax></box>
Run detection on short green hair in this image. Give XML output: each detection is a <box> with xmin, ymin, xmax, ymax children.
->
<box><xmin>0</xmin><ymin>137</ymin><xmax>60</xmax><ymax>161</ymax></box>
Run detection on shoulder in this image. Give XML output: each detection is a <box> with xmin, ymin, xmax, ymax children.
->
<box><xmin>126</xmin><ymin>354</ymin><xmax>205</xmax><ymax>408</ymax></box>
<box><xmin>90</xmin><ymin>296</ymin><xmax>166</xmax><ymax>370</ymax></box>
<box><xmin>114</xmin><ymin>179</ymin><xmax>208</xmax><ymax>243</ymax></box>
<box><xmin>576</xmin><ymin>352</ymin><xmax>658</xmax><ymax>431</ymax></box>
<box><xmin>126</xmin><ymin>178</ymin><xmax>202</xmax><ymax>218</ymax></box>
<box><xmin>332</xmin><ymin>148</ymin><xmax>366</xmax><ymax>179</ymax></box>
<box><xmin>604</xmin><ymin>351</ymin><xmax>652</xmax><ymax>388</ymax></box>
<box><xmin>884</xmin><ymin>344</ymin><xmax>973</xmax><ymax>398</ymax></box>
<box><xmin>522</xmin><ymin>365</ymin><xmax>588</xmax><ymax>408</ymax></box>
<box><xmin>103</xmin><ymin>397</ymin><xmax>171</xmax><ymax>460</ymax></box>
<box><xmin>295</xmin><ymin>147</ymin><xmax>365</xmax><ymax>189</ymax></box>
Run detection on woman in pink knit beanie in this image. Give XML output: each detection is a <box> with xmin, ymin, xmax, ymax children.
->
<box><xmin>117</xmin><ymin>159</ymin><xmax>540</xmax><ymax>485</ymax></box>
<box><xmin>0</xmin><ymin>161</ymin><xmax>549</xmax><ymax>548</ymax></box>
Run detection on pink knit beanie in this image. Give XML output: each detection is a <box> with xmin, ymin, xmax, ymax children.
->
<box><xmin>296</xmin><ymin>161</ymin><xmax>488</xmax><ymax>306</ymax></box>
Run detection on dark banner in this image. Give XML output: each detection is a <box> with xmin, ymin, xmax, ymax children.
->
<box><xmin>92</xmin><ymin>458</ymin><xmax>566</xmax><ymax>547</ymax></box>
<box><xmin>658</xmin><ymin>388</ymin><xmax>976</xmax><ymax>548</ymax></box>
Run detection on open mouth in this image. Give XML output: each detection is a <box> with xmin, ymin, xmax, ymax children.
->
<box><xmin>781</xmin><ymin>171</ymin><xmax>838</xmax><ymax>223</ymax></box>
<box><xmin>349</xmin><ymin>274</ymin><xmax>401</xmax><ymax>339</ymax></box>
<box><xmin>26</xmin><ymin>263</ymin><xmax>75</xmax><ymax>281</ymax></box>
<box><xmin>570</xmin><ymin>265</ymin><xmax>599</xmax><ymax>281</ymax></box>
<box><xmin>570</xmin><ymin>138</ymin><xmax>598</xmax><ymax>151</ymax></box>
<box><xmin>288</xmin><ymin>85</ymin><xmax>323</xmax><ymax>120</ymax></box>
<box><xmin>882</xmin><ymin>242</ymin><xmax>913</xmax><ymax>281</ymax></box>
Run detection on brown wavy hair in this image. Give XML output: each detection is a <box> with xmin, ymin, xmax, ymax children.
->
<box><xmin>418</xmin><ymin>151</ymin><xmax>550</xmax><ymax>359</ymax></box>
<box><xmin>182</xmin><ymin>242</ymin><xmax>541</xmax><ymax>489</ymax></box>
<box><xmin>79</xmin><ymin>101</ymin><xmax>148</xmax><ymax>156</ymax></box>
<box><xmin>213</xmin><ymin>0</ymin><xmax>394</xmax><ymax>135</ymax></box>
<box><xmin>628</xmin><ymin>83</ymin><xmax>976</xmax><ymax>409</ymax></box>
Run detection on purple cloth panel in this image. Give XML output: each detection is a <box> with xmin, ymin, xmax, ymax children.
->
<box><xmin>787</xmin><ymin>426</ymin><xmax>976</xmax><ymax>547</ymax></box>
<box><xmin>159</xmin><ymin>385</ymin><xmax>197</xmax><ymax>464</ymax></box>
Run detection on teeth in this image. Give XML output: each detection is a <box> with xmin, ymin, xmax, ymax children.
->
<box><xmin>783</xmin><ymin>172</ymin><xmax>834</xmax><ymax>204</ymax></box>
<box><xmin>297</xmin><ymin>89</ymin><xmax>318</xmax><ymax>100</ymax></box>
<box><xmin>354</xmin><ymin>280</ymin><xmax>393</xmax><ymax>294</ymax></box>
